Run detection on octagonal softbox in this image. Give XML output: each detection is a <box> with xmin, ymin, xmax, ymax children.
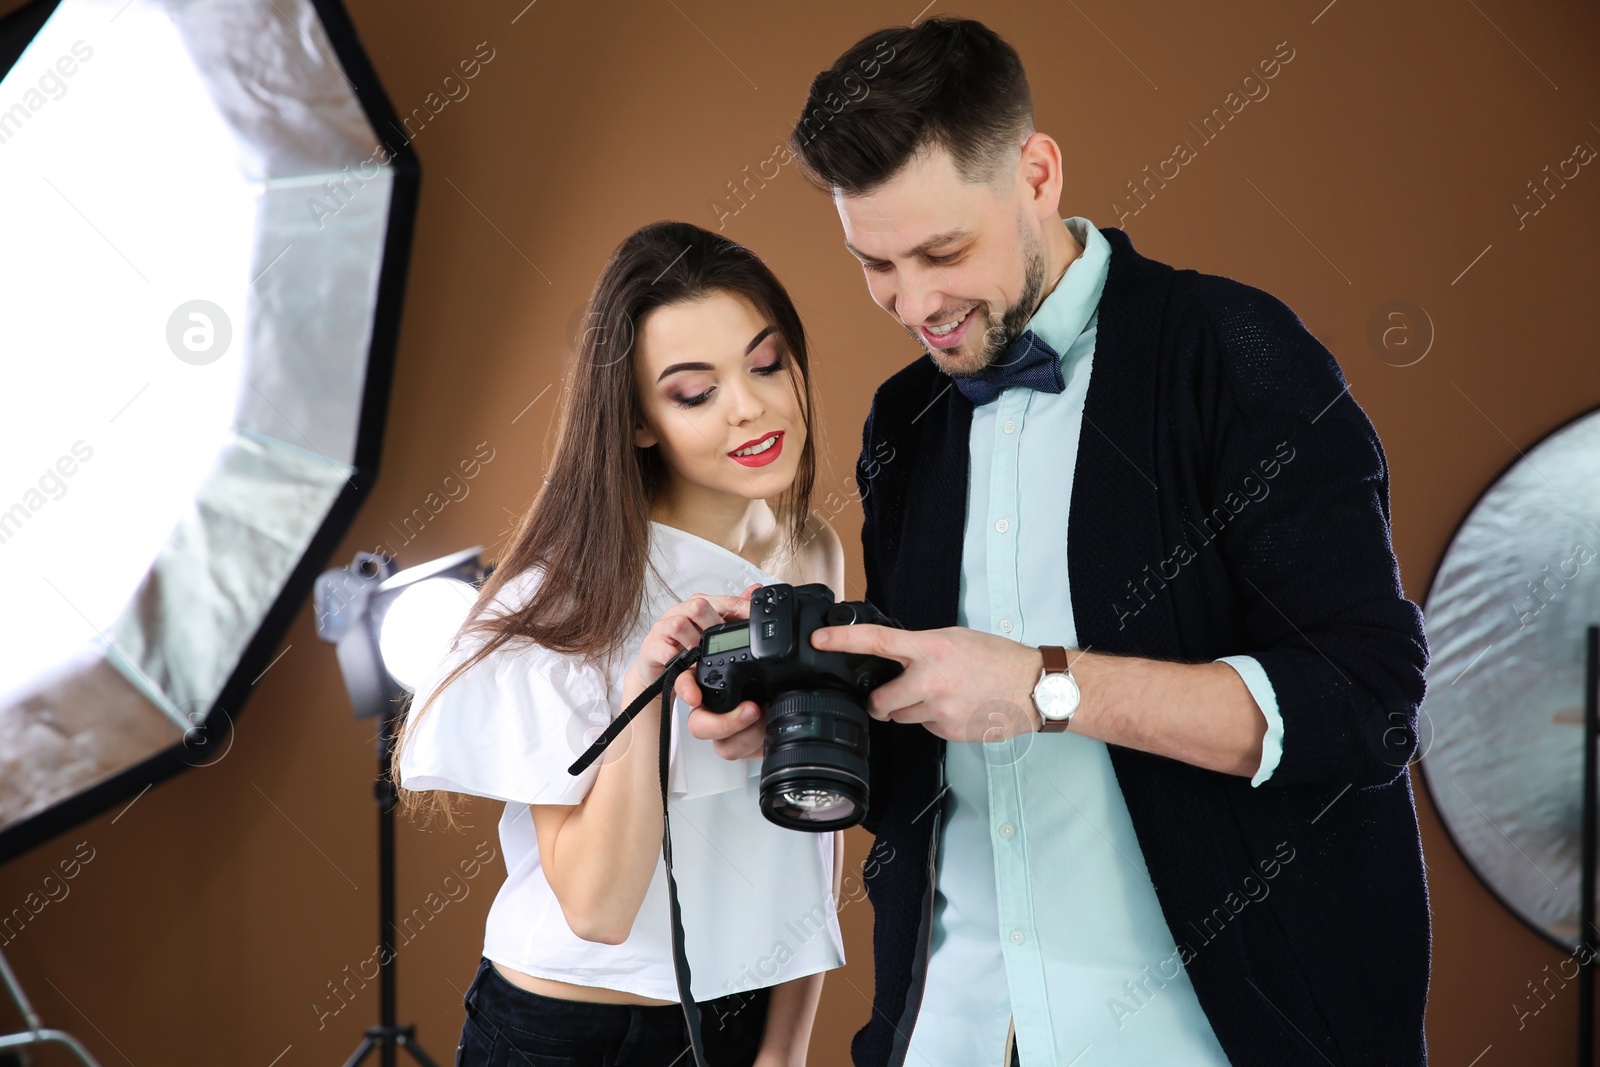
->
<box><xmin>0</xmin><ymin>0</ymin><xmax>419</xmax><ymax>861</ymax></box>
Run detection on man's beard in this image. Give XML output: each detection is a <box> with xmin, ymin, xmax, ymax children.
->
<box><xmin>914</xmin><ymin>224</ymin><xmax>1049</xmax><ymax>378</ymax></box>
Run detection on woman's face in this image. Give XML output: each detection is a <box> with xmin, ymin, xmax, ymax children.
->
<box><xmin>632</xmin><ymin>290</ymin><xmax>808</xmax><ymax>509</ymax></box>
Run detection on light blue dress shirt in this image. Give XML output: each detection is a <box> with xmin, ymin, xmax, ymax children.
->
<box><xmin>901</xmin><ymin>217</ymin><xmax>1285</xmax><ymax>1066</ymax></box>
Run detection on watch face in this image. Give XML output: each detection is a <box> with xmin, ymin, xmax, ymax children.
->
<box><xmin>1034</xmin><ymin>672</ymin><xmax>1080</xmax><ymax>720</ymax></box>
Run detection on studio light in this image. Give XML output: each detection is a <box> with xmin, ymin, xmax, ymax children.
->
<box><xmin>313</xmin><ymin>545</ymin><xmax>488</xmax><ymax>1067</ymax></box>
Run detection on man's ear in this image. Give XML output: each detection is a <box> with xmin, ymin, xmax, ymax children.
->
<box><xmin>634</xmin><ymin>421</ymin><xmax>659</xmax><ymax>449</ymax></box>
<box><xmin>1019</xmin><ymin>131</ymin><xmax>1063</xmax><ymax>216</ymax></box>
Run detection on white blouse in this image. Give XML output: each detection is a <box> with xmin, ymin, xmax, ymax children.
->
<box><xmin>397</xmin><ymin>521</ymin><xmax>845</xmax><ymax>1002</ymax></box>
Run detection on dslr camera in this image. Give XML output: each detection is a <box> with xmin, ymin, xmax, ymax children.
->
<box><xmin>696</xmin><ymin>582</ymin><xmax>902</xmax><ymax>832</ymax></box>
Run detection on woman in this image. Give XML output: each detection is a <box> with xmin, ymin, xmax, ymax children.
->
<box><xmin>390</xmin><ymin>219</ymin><xmax>847</xmax><ymax>1067</ymax></box>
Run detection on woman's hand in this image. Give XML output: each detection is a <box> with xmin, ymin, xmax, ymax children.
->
<box><xmin>623</xmin><ymin>587</ymin><xmax>759</xmax><ymax>713</ymax></box>
<box><xmin>673</xmin><ymin>584</ymin><xmax>770</xmax><ymax>759</ymax></box>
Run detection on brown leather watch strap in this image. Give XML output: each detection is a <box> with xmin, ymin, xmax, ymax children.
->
<box><xmin>1036</xmin><ymin>645</ymin><xmax>1074</xmax><ymax>733</ymax></box>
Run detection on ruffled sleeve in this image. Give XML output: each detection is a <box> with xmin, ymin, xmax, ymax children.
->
<box><xmin>397</xmin><ymin>574</ymin><xmax>616</xmax><ymax>806</ymax></box>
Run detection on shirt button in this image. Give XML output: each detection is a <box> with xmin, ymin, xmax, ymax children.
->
<box><xmin>998</xmin><ymin>822</ymin><xmax>1015</xmax><ymax>838</ymax></box>
<box><xmin>995</xmin><ymin>518</ymin><xmax>1009</xmax><ymax>533</ymax></box>
<box><xmin>998</xmin><ymin>619</ymin><xmax>1014</xmax><ymax>633</ymax></box>
<box><xmin>1009</xmin><ymin>929</ymin><xmax>1025</xmax><ymax>945</ymax></box>
<box><xmin>1002</xmin><ymin>419</ymin><xmax>1017</xmax><ymax>434</ymax></box>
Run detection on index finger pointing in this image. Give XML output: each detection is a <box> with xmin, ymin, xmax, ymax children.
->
<box><xmin>810</xmin><ymin>622</ymin><xmax>901</xmax><ymax>658</ymax></box>
<box><xmin>698</xmin><ymin>593</ymin><xmax>753</xmax><ymax>621</ymax></box>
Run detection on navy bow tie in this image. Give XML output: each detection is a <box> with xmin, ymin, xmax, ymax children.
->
<box><xmin>950</xmin><ymin>329</ymin><xmax>1065</xmax><ymax>406</ymax></box>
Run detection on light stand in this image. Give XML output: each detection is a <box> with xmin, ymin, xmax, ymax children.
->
<box><xmin>0</xmin><ymin>944</ymin><xmax>103</xmax><ymax>1067</ymax></box>
<box><xmin>339</xmin><ymin>704</ymin><xmax>439</xmax><ymax>1067</ymax></box>
<box><xmin>315</xmin><ymin>548</ymin><xmax>486</xmax><ymax>1067</ymax></box>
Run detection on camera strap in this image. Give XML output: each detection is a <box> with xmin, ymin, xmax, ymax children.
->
<box><xmin>566</xmin><ymin>648</ymin><xmax>714</xmax><ymax>1067</ymax></box>
<box><xmin>565</xmin><ymin>646</ymin><xmax>700</xmax><ymax>776</ymax></box>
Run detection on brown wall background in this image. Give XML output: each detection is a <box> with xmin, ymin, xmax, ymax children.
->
<box><xmin>3</xmin><ymin>0</ymin><xmax>1598</xmax><ymax>1063</ymax></box>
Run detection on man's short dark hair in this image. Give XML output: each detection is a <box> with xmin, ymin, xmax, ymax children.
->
<box><xmin>788</xmin><ymin>16</ymin><xmax>1035</xmax><ymax>198</ymax></box>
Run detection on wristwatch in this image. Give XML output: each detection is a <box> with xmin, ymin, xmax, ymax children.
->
<box><xmin>1031</xmin><ymin>645</ymin><xmax>1079</xmax><ymax>732</ymax></box>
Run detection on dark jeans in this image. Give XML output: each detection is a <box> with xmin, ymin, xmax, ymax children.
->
<box><xmin>454</xmin><ymin>956</ymin><xmax>771</xmax><ymax>1067</ymax></box>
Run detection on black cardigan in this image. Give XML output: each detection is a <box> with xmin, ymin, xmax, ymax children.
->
<box><xmin>848</xmin><ymin>225</ymin><xmax>1431</xmax><ymax>1067</ymax></box>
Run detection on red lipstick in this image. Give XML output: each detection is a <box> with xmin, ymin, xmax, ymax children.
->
<box><xmin>728</xmin><ymin>430</ymin><xmax>784</xmax><ymax>467</ymax></box>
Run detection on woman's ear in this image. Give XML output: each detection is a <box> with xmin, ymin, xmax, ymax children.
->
<box><xmin>633</xmin><ymin>421</ymin><xmax>658</xmax><ymax>449</ymax></box>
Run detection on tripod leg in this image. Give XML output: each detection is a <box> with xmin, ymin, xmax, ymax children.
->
<box><xmin>0</xmin><ymin>948</ymin><xmax>105</xmax><ymax>1067</ymax></box>
<box><xmin>397</xmin><ymin>1034</ymin><xmax>444</xmax><ymax>1067</ymax></box>
<box><xmin>341</xmin><ymin>1034</ymin><xmax>378</xmax><ymax>1067</ymax></box>
<box><xmin>0</xmin><ymin>1028</ymin><xmax>107</xmax><ymax>1067</ymax></box>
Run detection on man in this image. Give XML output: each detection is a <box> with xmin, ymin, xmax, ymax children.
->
<box><xmin>690</xmin><ymin>16</ymin><xmax>1430</xmax><ymax>1067</ymax></box>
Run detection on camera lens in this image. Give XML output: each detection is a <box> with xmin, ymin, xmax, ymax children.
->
<box><xmin>757</xmin><ymin>688</ymin><xmax>870</xmax><ymax>832</ymax></box>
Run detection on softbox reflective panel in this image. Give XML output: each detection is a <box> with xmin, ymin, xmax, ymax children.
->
<box><xmin>1419</xmin><ymin>405</ymin><xmax>1600</xmax><ymax>949</ymax></box>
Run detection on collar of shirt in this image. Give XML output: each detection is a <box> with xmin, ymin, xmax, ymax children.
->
<box><xmin>1023</xmin><ymin>216</ymin><xmax>1112</xmax><ymax>379</ymax></box>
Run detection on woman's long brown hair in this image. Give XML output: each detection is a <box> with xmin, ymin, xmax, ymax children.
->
<box><xmin>388</xmin><ymin>220</ymin><xmax>819</xmax><ymax>829</ymax></box>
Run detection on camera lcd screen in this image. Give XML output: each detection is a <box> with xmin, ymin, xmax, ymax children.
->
<box><xmin>708</xmin><ymin>628</ymin><xmax>751</xmax><ymax>654</ymax></box>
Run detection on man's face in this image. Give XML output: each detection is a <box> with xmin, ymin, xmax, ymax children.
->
<box><xmin>835</xmin><ymin>140</ymin><xmax>1052</xmax><ymax>377</ymax></box>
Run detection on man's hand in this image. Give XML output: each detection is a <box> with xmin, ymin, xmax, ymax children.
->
<box><xmin>681</xmin><ymin>583</ymin><xmax>768</xmax><ymax>760</ymax></box>
<box><xmin>811</xmin><ymin>623</ymin><xmax>1045</xmax><ymax>743</ymax></box>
